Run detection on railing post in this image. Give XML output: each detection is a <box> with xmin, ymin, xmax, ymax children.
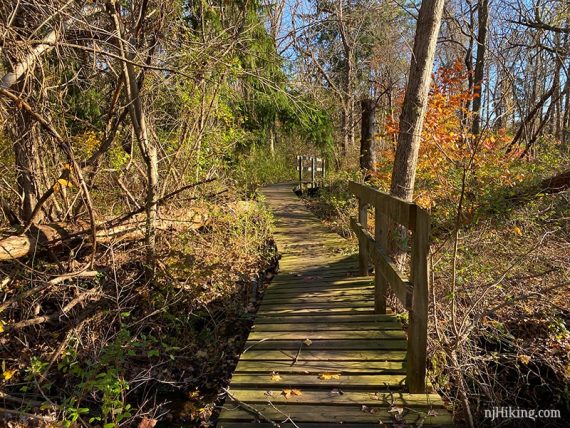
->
<box><xmin>321</xmin><ymin>158</ymin><xmax>326</xmax><ymax>185</ymax></box>
<box><xmin>357</xmin><ymin>198</ymin><xmax>368</xmax><ymax>276</ymax></box>
<box><xmin>311</xmin><ymin>156</ymin><xmax>316</xmax><ymax>189</ymax></box>
<box><xmin>298</xmin><ymin>156</ymin><xmax>303</xmax><ymax>192</ymax></box>
<box><xmin>374</xmin><ymin>208</ymin><xmax>387</xmax><ymax>314</ymax></box>
<box><xmin>407</xmin><ymin>206</ymin><xmax>430</xmax><ymax>393</ymax></box>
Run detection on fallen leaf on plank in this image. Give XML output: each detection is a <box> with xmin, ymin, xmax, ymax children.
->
<box><xmin>282</xmin><ymin>388</ymin><xmax>302</xmax><ymax>399</ymax></box>
<box><xmin>319</xmin><ymin>372</ymin><xmax>341</xmax><ymax>380</ymax></box>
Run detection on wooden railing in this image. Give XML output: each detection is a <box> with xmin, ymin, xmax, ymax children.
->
<box><xmin>348</xmin><ymin>181</ymin><xmax>430</xmax><ymax>393</ymax></box>
<box><xmin>296</xmin><ymin>155</ymin><xmax>325</xmax><ymax>192</ymax></box>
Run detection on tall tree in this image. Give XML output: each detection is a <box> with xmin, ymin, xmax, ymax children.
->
<box><xmin>471</xmin><ymin>0</ymin><xmax>489</xmax><ymax>135</ymax></box>
<box><xmin>390</xmin><ymin>0</ymin><xmax>446</xmax><ymax>201</ymax></box>
<box><xmin>359</xmin><ymin>98</ymin><xmax>376</xmax><ymax>178</ymax></box>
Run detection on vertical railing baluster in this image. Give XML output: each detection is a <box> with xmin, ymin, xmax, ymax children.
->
<box><xmin>407</xmin><ymin>206</ymin><xmax>430</xmax><ymax>394</ymax></box>
<box><xmin>311</xmin><ymin>156</ymin><xmax>316</xmax><ymax>189</ymax></box>
<box><xmin>298</xmin><ymin>156</ymin><xmax>303</xmax><ymax>192</ymax></box>
<box><xmin>374</xmin><ymin>207</ymin><xmax>387</xmax><ymax>314</ymax></box>
<box><xmin>357</xmin><ymin>198</ymin><xmax>368</xmax><ymax>276</ymax></box>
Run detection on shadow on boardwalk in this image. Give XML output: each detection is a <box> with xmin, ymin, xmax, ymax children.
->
<box><xmin>217</xmin><ymin>183</ymin><xmax>454</xmax><ymax>427</ymax></box>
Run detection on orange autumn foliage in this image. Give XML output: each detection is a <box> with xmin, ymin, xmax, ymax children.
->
<box><xmin>373</xmin><ymin>61</ymin><xmax>523</xmax><ymax>219</ymax></box>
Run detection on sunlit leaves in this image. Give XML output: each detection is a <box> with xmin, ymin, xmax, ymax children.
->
<box><xmin>2</xmin><ymin>361</ymin><xmax>15</xmax><ymax>381</ymax></box>
<box><xmin>318</xmin><ymin>372</ymin><xmax>341</xmax><ymax>380</ymax></box>
<box><xmin>281</xmin><ymin>388</ymin><xmax>302</xmax><ymax>399</ymax></box>
<box><xmin>517</xmin><ymin>354</ymin><xmax>531</xmax><ymax>365</ymax></box>
<box><xmin>375</xmin><ymin>61</ymin><xmax>526</xmax><ymax>219</ymax></box>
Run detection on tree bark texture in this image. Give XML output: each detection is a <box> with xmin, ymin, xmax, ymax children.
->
<box><xmin>390</xmin><ymin>0</ymin><xmax>446</xmax><ymax>201</ymax></box>
<box><xmin>360</xmin><ymin>98</ymin><xmax>377</xmax><ymax>178</ymax></box>
<box><xmin>471</xmin><ymin>0</ymin><xmax>489</xmax><ymax>135</ymax></box>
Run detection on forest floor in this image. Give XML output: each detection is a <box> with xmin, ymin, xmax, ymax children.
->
<box><xmin>301</xmin><ymin>183</ymin><xmax>570</xmax><ymax>426</ymax></box>
<box><xmin>1</xmin><ymin>175</ymin><xmax>568</xmax><ymax>427</ymax></box>
<box><xmin>0</xmin><ymin>190</ymin><xmax>278</xmax><ymax>428</ymax></box>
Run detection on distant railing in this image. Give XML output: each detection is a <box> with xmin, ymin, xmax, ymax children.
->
<box><xmin>348</xmin><ymin>181</ymin><xmax>430</xmax><ymax>394</ymax></box>
<box><xmin>296</xmin><ymin>156</ymin><xmax>325</xmax><ymax>192</ymax></box>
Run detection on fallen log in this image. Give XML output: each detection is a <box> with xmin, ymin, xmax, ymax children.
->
<box><xmin>0</xmin><ymin>222</ymin><xmax>139</xmax><ymax>262</ymax></box>
<box><xmin>507</xmin><ymin>169</ymin><xmax>570</xmax><ymax>203</ymax></box>
<box><xmin>0</xmin><ymin>179</ymin><xmax>219</xmax><ymax>262</ymax></box>
<box><xmin>0</xmin><ymin>210</ymin><xmax>210</xmax><ymax>262</ymax></box>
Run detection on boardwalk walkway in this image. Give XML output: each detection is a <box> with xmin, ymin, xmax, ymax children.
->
<box><xmin>218</xmin><ymin>183</ymin><xmax>453</xmax><ymax>427</ymax></box>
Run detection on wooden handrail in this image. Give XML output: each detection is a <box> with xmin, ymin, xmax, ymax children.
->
<box><xmin>349</xmin><ymin>181</ymin><xmax>430</xmax><ymax>394</ymax></box>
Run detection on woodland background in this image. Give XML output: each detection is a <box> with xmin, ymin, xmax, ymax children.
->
<box><xmin>0</xmin><ymin>0</ymin><xmax>568</xmax><ymax>426</ymax></box>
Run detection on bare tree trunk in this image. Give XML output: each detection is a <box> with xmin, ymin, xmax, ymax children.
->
<box><xmin>521</xmin><ymin>90</ymin><xmax>564</xmax><ymax>158</ymax></box>
<box><xmin>471</xmin><ymin>0</ymin><xmax>489</xmax><ymax>135</ymax></box>
<box><xmin>462</xmin><ymin>0</ymin><xmax>475</xmax><ymax>127</ymax></box>
<box><xmin>390</xmin><ymin>0</ymin><xmax>446</xmax><ymax>201</ymax></box>
<box><xmin>338</xmin><ymin>1</ymin><xmax>355</xmax><ymax>151</ymax></box>
<box><xmin>494</xmin><ymin>77</ymin><xmax>504</xmax><ymax>130</ymax></box>
<box><xmin>341</xmin><ymin>104</ymin><xmax>351</xmax><ymax>156</ymax></box>
<box><xmin>111</xmin><ymin>3</ymin><xmax>158</xmax><ymax>275</ymax></box>
<box><xmin>269</xmin><ymin>125</ymin><xmax>276</xmax><ymax>158</ymax></box>
<box><xmin>506</xmin><ymin>72</ymin><xmax>559</xmax><ymax>153</ymax></box>
<box><xmin>10</xmin><ymin>110</ymin><xmax>43</xmax><ymax>222</ymax></box>
<box><xmin>360</xmin><ymin>98</ymin><xmax>377</xmax><ymax>179</ymax></box>
<box><xmin>563</xmin><ymin>77</ymin><xmax>570</xmax><ymax>147</ymax></box>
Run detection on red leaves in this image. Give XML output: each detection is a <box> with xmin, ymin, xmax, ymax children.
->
<box><xmin>138</xmin><ymin>417</ymin><xmax>158</xmax><ymax>428</ymax></box>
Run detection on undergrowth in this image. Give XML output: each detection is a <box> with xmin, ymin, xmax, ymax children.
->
<box><xmin>300</xmin><ymin>141</ymin><xmax>569</xmax><ymax>426</ymax></box>
<box><xmin>0</xmin><ymin>191</ymin><xmax>276</xmax><ymax>427</ymax></box>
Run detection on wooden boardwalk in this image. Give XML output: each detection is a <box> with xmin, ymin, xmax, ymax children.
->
<box><xmin>218</xmin><ymin>183</ymin><xmax>453</xmax><ymax>427</ymax></box>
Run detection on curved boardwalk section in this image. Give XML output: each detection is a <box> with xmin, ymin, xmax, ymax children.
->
<box><xmin>218</xmin><ymin>183</ymin><xmax>453</xmax><ymax>427</ymax></box>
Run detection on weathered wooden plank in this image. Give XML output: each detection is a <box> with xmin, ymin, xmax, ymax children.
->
<box><xmin>252</xmin><ymin>322</ymin><xmax>400</xmax><ymax>331</ymax></box>
<box><xmin>270</xmin><ymin>275</ymin><xmax>370</xmax><ymax>284</ymax></box>
<box><xmin>271</xmin><ymin>271</ymin><xmax>361</xmax><ymax>281</ymax></box>
<box><xmin>276</xmin><ymin>238</ymin><xmax>350</xmax><ymax>247</ymax></box>
<box><xmin>255</xmin><ymin>314</ymin><xmax>399</xmax><ymax>325</ymax></box>
<box><xmin>267</xmin><ymin>278</ymin><xmax>369</xmax><ymax>286</ymax></box>
<box><xmin>229</xmin><ymin>373</ymin><xmax>406</xmax><ymax>389</ymax></box>
<box><xmin>219</xmin><ymin>423</ymin><xmax>454</xmax><ymax>428</ymax></box>
<box><xmin>260</xmin><ymin>295</ymin><xmax>374</xmax><ymax>305</ymax></box>
<box><xmin>227</xmin><ymin>389</ymin><xmax>445</xmax><ymax>407</ymax></box>
<box><xmin>259</xmin><ymin>301</ymin><xmax>374</xmax><ymax>310</ymax></box>
<box><xmin>278</xmin><ymin>257</ymin><xmax>357</xmax><ymax>267</ymax></box>
<box><xmin>267</xmin><ymin>284</ymin><xmax>372</xmax><ymax>293</ymax></box>
<box><xmin>243</xmin><ymin>339</ymin><xmax>408</xmax><ymax>351</ymax></box>
<box><xmin>234</xmin><ymin>360</ymin><xmax>406</xmax><ymax>373</ymax></box>
<box><xmin>279</xmin><ymin>253</ymin><xmax>358</xmax><ymax>261</ymax></box>
<box><xmin>260</xmin><ymin>294</ymin><xmax>374</xmax><ymax>303</ymax></box>
<box><xmin>262</xmin><ymin>290</ymin><xmax>372</xmax><ymax>300</ymax></box>
<box><xmin>262</xmin><ymin>287</ymin><xmax>374</xmax><ymax>298</ymax></box>
<box><xmin>276</xmin><ymin>267</ymin><xmax>360</xmax><ymax>276</ymax></box>
<box><xmin>256</xmin><ymin>307</ymin><xmax>376</xmax><ymax>315</ymax></box>
<box><xmin>277</xmin><ymin>254</ymin><xmax>358</xmax><ymax>263</ymax></box>
<box><xmin>238</xmin><ymin>350</ymin><xmax>408</xmax><ymax>361</ymax></box>
<box><xmin>267</xmin><ymin>279</ymin><xmax>372</xmax><ymax>290</ymax></box>
<box><xmin>248</xmin><ymin>330</ymin><xmax>406</xmax><ymax>341</ymax></box>
<box><xmin>218</xmin><ymin>403</ymin><xmax>451</xmax><ymax>424</ymax></box>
